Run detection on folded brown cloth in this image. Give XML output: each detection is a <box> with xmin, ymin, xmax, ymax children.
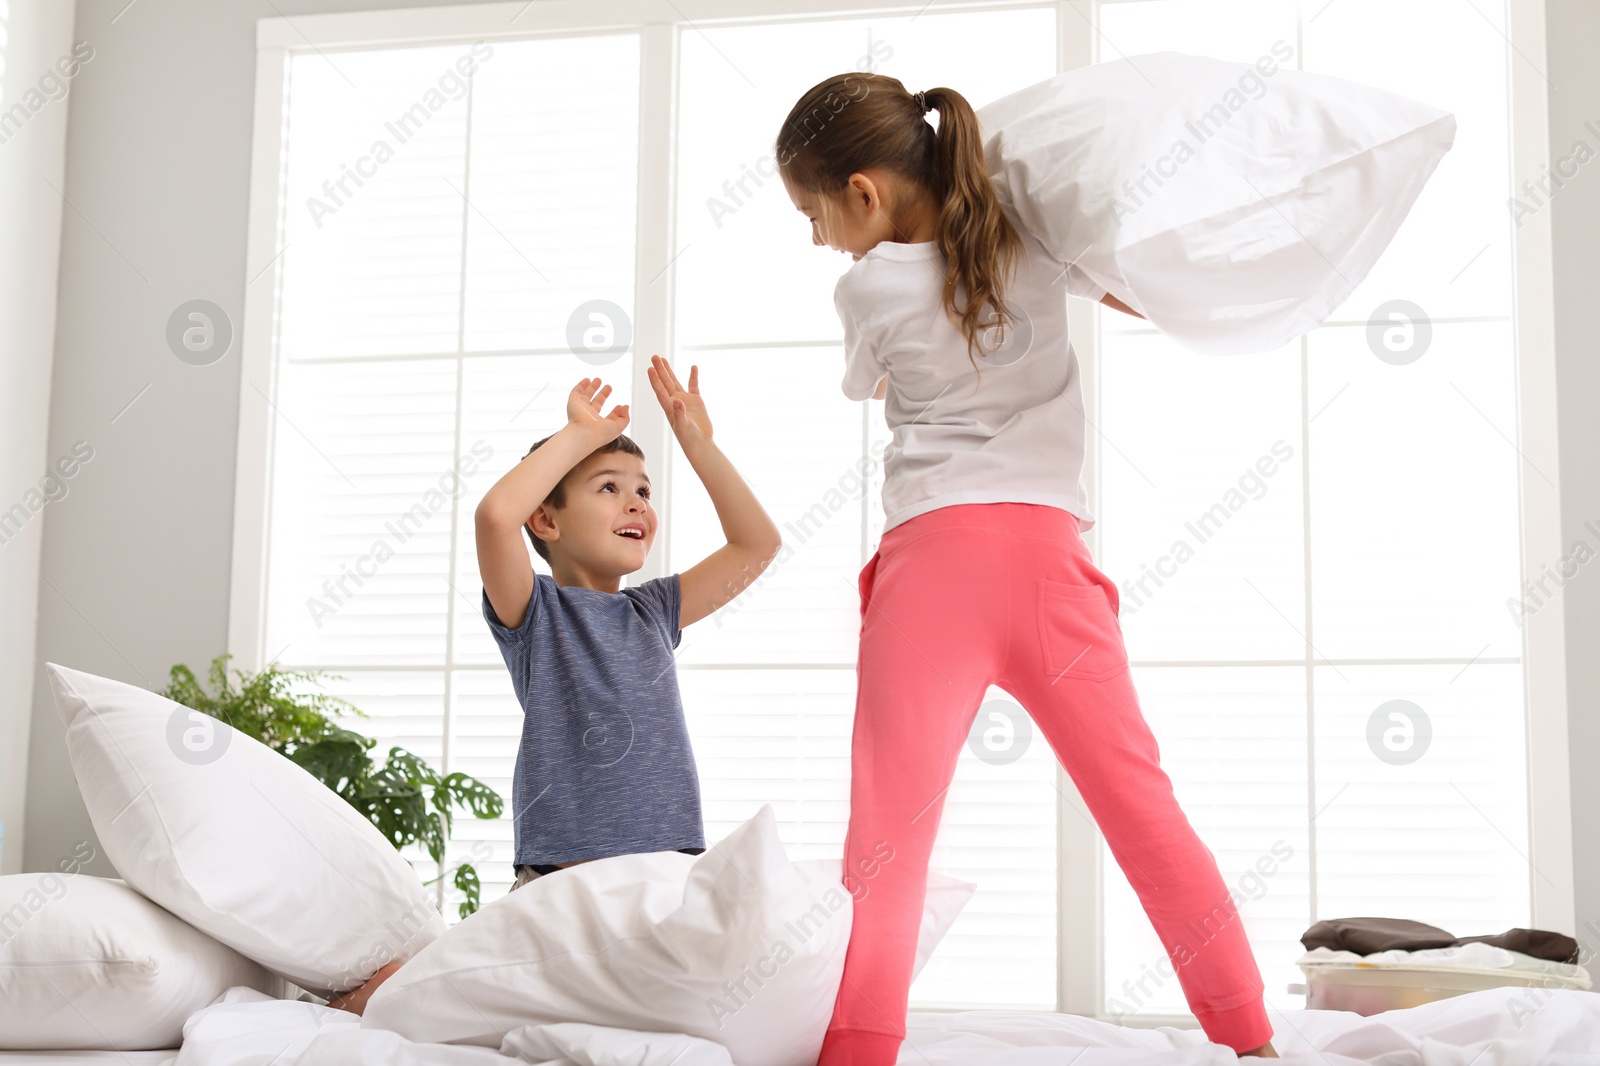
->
<box><xmin>1301</xmin><ymin>917</ymin><xmax>1579</xmax><ymax>964</ymax></box>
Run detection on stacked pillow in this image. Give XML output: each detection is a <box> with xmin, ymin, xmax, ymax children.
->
<box><xmin>0</xmin><ymin>873</ymin><xmax>283</xmax><ymax>1050</ymax></box>
<box><xmin>44</xmin><ymin>662</ymin><xmax>447</xmax><ymax>998</ymax></box>
<box><xmin>4</xmin><ymin>661</ymin><xmax>452</xmax><ymax>1051</ymax></box>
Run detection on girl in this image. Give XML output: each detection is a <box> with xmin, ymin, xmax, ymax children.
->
<box><xmin>775</xmin><ymin>74</ymin><xmax>1280</xmax><ymax>1064</ymax></box>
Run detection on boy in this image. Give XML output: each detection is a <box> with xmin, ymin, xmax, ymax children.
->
<box><xmin>326</xmin><ymin>355</ymin><xmax>780</xmax><ymax>1016</ymax></box>
<box><xmin>474</xmin><ymin>354</ymin><xmax>782</xmax><ymax>890</ymax></box>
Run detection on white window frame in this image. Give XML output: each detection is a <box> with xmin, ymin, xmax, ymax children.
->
<box><xmin>229</xmin><ymin>0</ymin><xmax>1570</xmax><ymax>1023</ymax></box>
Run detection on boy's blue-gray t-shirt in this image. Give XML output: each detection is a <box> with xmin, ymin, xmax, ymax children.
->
<box><xmin>481</xmin><ymin>572</ymin><xmax>706</xmax><ymax>865</ymax></box>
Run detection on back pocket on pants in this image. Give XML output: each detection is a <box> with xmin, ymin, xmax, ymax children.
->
<box><xmin>858</xmin><ymin>550</ymin><xmax>882</xmax><ymax>621</ymax></box>
<box><xmin>1036</xmin><ymin>578</ymin><xmax>1129</xmax><ymax>682</ymax></box>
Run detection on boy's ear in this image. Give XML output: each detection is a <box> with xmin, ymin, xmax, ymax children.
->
<box><xmin>526</xmin><ymin>506</ymin><xmax>557</xmax><ymax>544</ymax></box>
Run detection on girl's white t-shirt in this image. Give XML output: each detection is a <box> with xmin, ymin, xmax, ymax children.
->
<box><xmin>834</xmin><ymin>221</ymin><xmax>1107</xmax><ymax>535</ymax></box>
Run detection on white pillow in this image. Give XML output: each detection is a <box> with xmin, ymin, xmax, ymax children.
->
<box><xmin>791</xmin><ymin>857</ymin><xmax>975</xmax><ymax>981</ymax></box>
<box><xmin>45</xmin><ymin>661</ymin><xmax>446</xmax><ymax>997</ymax></box>
<box><xmin>978</xmin><ymin>51</ymin><xmax>1456</xmax><ymax>355</ymax></box>
<box><xmin>0</xmin><ymin>873</ymin><xmax>283</xmax><ymax>1050</ymax></box>
<box><xmin>363</xmin><ymin>805</ymin><xmax>974</xmax><ymax>1066</ymax></box>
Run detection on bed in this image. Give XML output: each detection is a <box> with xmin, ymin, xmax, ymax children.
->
<box><xmin>14</xmin><ymin>665</ymin><xmax>1597</xmax><ymax>1066</ymax></box>
<box><xmin>2</xmin><ymin>982</ymin><xmax>1597</xmax><ymax>1066</ymax></box>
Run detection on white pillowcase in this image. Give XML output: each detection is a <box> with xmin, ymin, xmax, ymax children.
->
<box><xmin>363</xmin><ymin>805</ymin><xmax>974</xmax><ymax>1066</ymax></box>
<box><xmin>45</xmin><ymin>661</ymin><xmax>446</xmax><ymax>997</ymax></box>
<box><xmin>978</xmin><ymin>51</ymin><xmax>1456</xmax><ymax>355</ymax></box>
<box><xmin>790</xmin><ymin>856</ymin><xmax>975</xmax><ymax>981</ymax></box>
<box><xmin>0</xmin><ymin>873</ymin><xmax>282</xmax><ymax>1050</ymax></box>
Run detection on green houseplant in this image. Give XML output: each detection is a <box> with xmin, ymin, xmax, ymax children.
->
<box><xmin>160</xmin><ymin>653</ymin><xmax>504</xmax><ymax>918</ymax></box>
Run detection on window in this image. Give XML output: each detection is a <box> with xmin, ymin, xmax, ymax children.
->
<box><xmin>258</xmin><ymin>30</ymin><xmax>643</xmax><ymax>912</ymax></box>
<box><xmin>237</xmin><ymin>0</ymin><xmax>1550</xmax><ymax>1022</ymax></box>
<box><xmin>1095</xmin><ymin>0</ymin><xmax>1528</xmax><ymax>1017</ymax></box>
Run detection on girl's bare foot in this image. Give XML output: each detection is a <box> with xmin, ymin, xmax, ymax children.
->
<box><xmin>325</xmin><ymin>960</ymin><xmax>404</xmax><ymax>1015</ymax></box>
<box><xmin>1239</xmin><ymin>1041</ymin><xmax>1279</xmax><ymax>1057</ymax></box>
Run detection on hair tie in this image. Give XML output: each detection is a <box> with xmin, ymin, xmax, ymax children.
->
<box><xmin>913</xmin><ymin>90</ymin><xmax>930</xmax><ymax>114</ymax></box>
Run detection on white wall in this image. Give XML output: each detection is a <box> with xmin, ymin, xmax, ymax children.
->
<box><xmin>1547</xmin><ymin>0</ymin><xmax>1600</xmax><ymax>982</ymax></box>
<box><xmin>0</xmin><ymin>0</ymin><xmax>75</xmax><ymax>875</ymax></box>
<box><xmin>16</xmin><ymin>0</ymin><xmax>492</xmax><ymax>877</ymax></box>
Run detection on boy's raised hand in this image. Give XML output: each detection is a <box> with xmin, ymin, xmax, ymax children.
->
<box><xmin>647</xmin><ymin>354</ymin><xmax>713</xmax><ymax>444</ymax></box>
<box><xmin>567</xmin><ymin>377</ymin><xmax>630</xmax><ymax>442</ymax></box>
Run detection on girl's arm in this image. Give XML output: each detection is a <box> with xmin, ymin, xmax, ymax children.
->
<box><xmin>1100</xmin><ymin>292</ymin><xmax>1145</xmax><ymax>319</ymax></box>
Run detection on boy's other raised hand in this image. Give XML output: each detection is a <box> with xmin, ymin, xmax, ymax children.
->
<box><xmin>567</xmin><ymin>377</ymin><xmax>630</xmax><ymax>443</ymax></box>
<box><xmin>647</xmin><ymin>355</ymin><xmax>713</xmax><ymax>444</ymax></box>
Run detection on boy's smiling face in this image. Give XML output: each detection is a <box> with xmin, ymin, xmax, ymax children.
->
<box><xmin>528</xmin><ymin>448</ymin><xmax>657</xmax><ymax>583</ymax></box>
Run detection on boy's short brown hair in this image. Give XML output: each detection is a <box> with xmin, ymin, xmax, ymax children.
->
<box><xmin>520</xmin><ymin>434</ymin><xmax>647</xmax><ymax>564</ymax></box>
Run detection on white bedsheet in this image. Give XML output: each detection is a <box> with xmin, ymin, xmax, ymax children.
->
<box><xmin>899</xmin><ymin>985</ymin><xmax>1600</xmax><ymax>1064</ymax></box>
<box><xmin>2</xmin><ymin>984</ymin><xmax>1594</xmax><ymax>1065</ymax></box>
<box><xmin>0</xmin><ymin>1049</ymin><xmax>178</xmax><ymax>1056</ymax></box>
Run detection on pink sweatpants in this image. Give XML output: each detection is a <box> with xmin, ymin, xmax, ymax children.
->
<box><xmin>817</xmin><ymin>502</ymin><xmax>1273</xmax><ymax>1065</ymax></box>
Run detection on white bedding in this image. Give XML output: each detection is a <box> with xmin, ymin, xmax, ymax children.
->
<box><xmin>0</xmin><ymin>1049</ymin><xmax>178</xmax><ymax>1056</ymax></box>
<box><xmin>3</xmin><ymin>983</ymin><xmax>1594</xmax><ymax>1065</ymax></box>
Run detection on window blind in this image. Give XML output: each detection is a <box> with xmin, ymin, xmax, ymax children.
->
<box><xmin>268</xmin><ymin>33</ymin><xmax>642</xmax><ymax>899</ymax></box>
<box><xmin>1095</xmin><ymin>0</ymin><xmax>1528</xmax><ymax>1017</ymax></box>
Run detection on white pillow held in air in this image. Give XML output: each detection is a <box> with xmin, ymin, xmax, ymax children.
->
<box><xmin>978</xmin><ymin>50</ymin><xmax>1457</xmax><ymax>355</ymax></box>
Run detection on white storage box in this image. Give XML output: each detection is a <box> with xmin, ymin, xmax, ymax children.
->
<box><xmin>1292</xmin><ymin>943</ymin><xmax>1591</xmax><ymax>1015</ymax></box>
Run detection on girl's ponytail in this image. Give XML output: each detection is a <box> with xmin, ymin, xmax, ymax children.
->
<box><xmin>920</xmin><ymin>85</ymin><xmax>1024</xmax><ymax>374</ymax></box>
<box><xmin>776</xmin><ymin>74</ymin><xmax>1024</xmax><ymax>375</ymax></box>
